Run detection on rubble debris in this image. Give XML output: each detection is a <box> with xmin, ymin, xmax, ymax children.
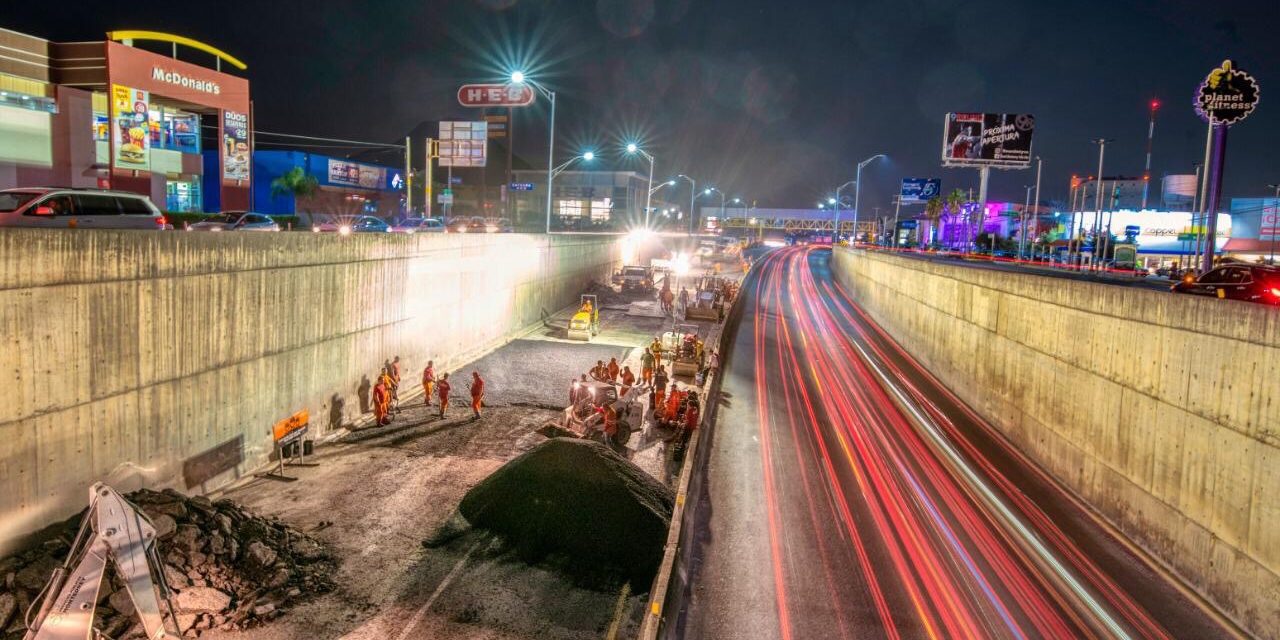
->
<box><xmin>0</xmin><ymin>488</ymin><xmax>334</xmax><ymax>639</ymax></box>
<box><xmin>457</xmin><ymin>438</ymin><xmax>674</xmax><ymax>588</ymax></box>
<box><xmin>584</xmin><ymin>281</ymin><xmax>631</xmax><ymax>308</ymax></box>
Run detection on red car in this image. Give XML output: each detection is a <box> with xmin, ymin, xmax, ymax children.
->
<box><xmin>1171</xmin><ymin>264</ymin><xmax>1280</xmax><ymax>305</ymax></box>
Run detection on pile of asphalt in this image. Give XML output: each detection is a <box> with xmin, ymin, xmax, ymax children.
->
<box><xmin>457</xmin><ymin>438</ymin><xmax>674</xmax><ymax>589</ymax></box>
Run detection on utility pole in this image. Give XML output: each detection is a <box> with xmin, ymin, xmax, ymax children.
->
<box><xmin>891</xmin><ymin>195</ymin><xmax>902</xmax><ymax>247</ymax></box>
<box><xmin>1021</xmin><ymin>185</ymin><xmax>1033</xmax><ymax>259</ymax></box>
<box><xmin>1141</xmin><ymin>99</ymin><xmax>1160</xmax><ymax>209</ymax></box>
<box><xmin>1267</xmin><ymin>183</ymin><xmax>1280</xmax><ymax>265</ymax></box>
<box><xmin>1031</xmin><ymin>156</ymin><xmax>1042</xmax><ymax>259</ymax></box>
<box><xmin>424</xmin><ymin>138</ymin><xmax>435</xmax><ymax>219</ymax></box>
<box><xmin>405</xmin><ymin>136</ymin><xmax>412</xmax><ymax>216</ymax></box>
<box><xmin>1091</xmin><ymin>139</ymin><xmax>1111</xmax><ymax>269</ymax></box>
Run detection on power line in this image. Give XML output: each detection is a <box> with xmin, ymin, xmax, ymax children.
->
<box><xmin>253</xmin><ymin>130</ymin><xmax>404</xmax><ymax>148</ymax></box>
<box><xmin>255</xmin><ymin>141</ymin><xmax>394</xmax><ymax>150</ymax></box>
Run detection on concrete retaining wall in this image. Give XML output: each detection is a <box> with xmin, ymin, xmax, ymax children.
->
<box><xmin>832</xmin><ymin>248</ymin><xmax>1279</xmax><ymax>635</ymax></box>
<box><xmin>0</xmin><ymin>229</ymin><xmax>618</xmax><ymax>550</ymax></box>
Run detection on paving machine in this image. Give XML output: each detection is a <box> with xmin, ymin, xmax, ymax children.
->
<box><xmin>23</xmin><ymin>483</ymin><xmax>177</xmax><ymax>640</ymax></box>
<box><xmin>685</xmin><ymin>276</ymin><xmax>725</xmax><ymax>322</ymax></box>
<box><xmin>661</xmin><ymin>323</ymin><xmax>704</xmax><ymax>378</ymax></box>
<box><xmin>566</xmin><ymin>294</ymin><xmax>600</xmax><ymax>341</ymax></box>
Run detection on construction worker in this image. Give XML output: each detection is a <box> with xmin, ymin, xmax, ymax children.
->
<box><xmin>379</xmin><ymin>369</ymin><xmax>397</xmax><ymax>416</ymax></box>
<box><xmin>571</xmin><ymin>373</ymin><xmax>588</xmax><ymax>406</ymax></box>
<box><xmin>372</xmin><ymin>375</ymin><xmax>390</xmax><ymax>426</ymax></box>
<box><xmin>678</xmin><ymin>286</ymin><xmax>689</xmax><ymax>310</ymax></box>
<box><xmin>422</xmin><ymin>360</ymin><xmax>436</xmax><ymax>406</ymax></box>
<box><xmin>665</xmin><ymin>382</ymin><xmax>683</xmax><ymax>423</ymax></box>
<box><xmin>660</xmin><ymin>287</ymin><xmax>675</xmax><ymax>315</ymax></box>
<box><xmin>649</xmin><ymin>337</ymin><xmax>664</xmax><ymax>366</ymax></box>
<box><xmin>620</xmin><ymin>366</ymin><xmax>635</xmax><ymax>397</ymax></box>
<box><xmin>590</xmin><ymin>360</ymin><xmax>605</xmax><ymax>381</ymax></box>
<box><xmin>469</xmin><ymin>371</ymin><xmax>485</xmax><ymax>420</ymax></box>
<box><xmin>653</xmin><ymin>367</ymin><xmax>668</xmax><ymax>420</ymax></box>
<box><xmin>641</xmin><ymin>348</ymin><xmax>655</xmax><ymax>385</ymax></box>
<box><xmin>607</xmin><ymin>357</ymin><xmax>620</xmax><ymax>383</ymax></box>
<box><xmin>437</xmin><ymin>373</ymin><xmax>451</xmax><ymax>418</ymax></box>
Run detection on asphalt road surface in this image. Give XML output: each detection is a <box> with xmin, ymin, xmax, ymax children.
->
<box><xmin>678</xmin><ymin>246</ymin><xmax>1238</xmax><ymax>639</ymax></box>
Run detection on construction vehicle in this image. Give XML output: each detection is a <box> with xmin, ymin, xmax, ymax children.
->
<box><xmin>661</xmin><ymin>323</ymin><xmax>704</xmax><ymax>378</ymax></box>
<box><xmin>566</xmin><ymin>294</ymin><xmax>600</xmax><ymax>341</ymax></box>
<box><xmin>613</xmin><ymin>265</ymin><xmax>655</xmax><ymax>293</ymax></box>
<box><xmin>24</xmin><ymin>483</ymin><xmax>177</xmax><ymax>640</ymax></box>
<box><xmin>549</xmin><ymin>379</ymin><xmax>644</xmax><ymax>447</ymax></box>
<box><xmin>685</xmin><ymin>275</ymin><xmax>726</xmax><ymax>322</ymax></box>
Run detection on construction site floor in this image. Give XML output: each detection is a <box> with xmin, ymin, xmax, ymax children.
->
<box><xmin>197</xmin><ymin>287</ymin><xmax>718</xmax><ymax>640</ymax></box>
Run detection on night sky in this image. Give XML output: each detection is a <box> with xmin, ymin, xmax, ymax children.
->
<box><xmin>8</xmin><ymin>0</ymin><xmax>1279</xmax><ymax>210</ymax></box>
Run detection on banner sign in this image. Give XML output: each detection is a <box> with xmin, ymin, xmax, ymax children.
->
<box><xmin>222</xmin><ymin>110</ymin><xmax>249</xmax><ymax>181</ymax></box>
<box><xmin>272</xmin><ymin>410</ymin><xmax>309</xmax><ymax>446</ymax></box>
<box><xmin>327</xmin><ymin>159</ymin><xmax>386</xmax><ymax>189</ymax></box>
<box><xmin>900</xmin><ymin>178</ymin><xmax>941</xmax><ymax>203</ymax></box>
<box><xmin>111</xmin><ymin>84</ymin><xmax>151</xmax><ymax>169</ymax></box>
<box><xmin>438</xmin><ymin>121</ymin><xmax>489</xmax><ymax>167</ymax></box>
<box><xmin>941</xmin><ymin>112</ymin><xmax>1035</xmax><ymax>168</ymax></box>
<box><xmin>1195</xmin><ymin>60</ymin><xmax>1260</xmax><ymax>126</ymax></box>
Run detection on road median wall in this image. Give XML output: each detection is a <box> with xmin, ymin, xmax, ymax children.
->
<box><xmin>0</xmin><ymin>229</ymin><xmax>618</xmax><ymax>551</ymax></box>
<box><xmin>832</xmin><ymin>248</ymin><xmax>1279</xmax><ymax>635</ymax></box>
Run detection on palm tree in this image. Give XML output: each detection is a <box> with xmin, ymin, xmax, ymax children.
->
<box><xmin>944</xmin><ymin>189</ymin><xmax>967</xmax><ymax>251</ymax></box>
<box><xmin>270</xmin><ymin>166</ymin><xmax>319</xmax><ymax>200</ymax></box>
<box><xmin>923</xmin><ymin>196</ymin><xmax>943</xmax><ymax>248</ymax></box>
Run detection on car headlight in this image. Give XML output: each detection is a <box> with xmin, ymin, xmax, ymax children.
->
<box><xmin>486</xmin><ymin>225</ymin><xmax>498</xmax><ymax>233</ymax></box>
<box><xmin>210</xmin><ymin>227</ymin><xmax>222</xmax><ymax>232</ymax></box>
<box><xmin>339</xmin><ymin>225</ymin><xmax>352</xmax><ymax>236</ymax></box>
<box><xmin>312</xmin><ymin>226</ymin><xmax>321</xmax><ymax>233</ymax></box>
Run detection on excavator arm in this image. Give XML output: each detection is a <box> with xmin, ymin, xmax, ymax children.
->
<box><xmin>25</xmin><ymin>483</ymin><xmax>175</xmax><ymax>640</ymax></box>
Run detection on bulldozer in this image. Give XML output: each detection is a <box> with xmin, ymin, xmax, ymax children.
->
<box><xmin>566</xmin><ymin>294</ymin><xmax>600</xmax><ymax>341</ymax></box>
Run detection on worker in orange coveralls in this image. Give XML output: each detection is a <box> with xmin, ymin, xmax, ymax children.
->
<box><xmin>372</xmin><ymin>376</ymin><xmax>390</xmax><ymax>425</ymax></box>
<box><xmin>619</xmin><ymin>366</ymin><xmax>635</xmax><ymax>397</ymax></box>
<box><xmin>437</xmin><ymin>373</ymin><xmax>451</xmax><ymax>418</ymax></box>
<box><xmin>607</xmin><ymin>357</ymin><xmax>620</xmax><ymax>383</ymax></box>
<box><xmin>469</xmin><ymin>371</ymin><xmax>485</xmax><ymax>420</ymax></box>
<box><xmin>422</xmin><ymin>360</ymin><xmax>436</xmax><ymax>406</ymax></box>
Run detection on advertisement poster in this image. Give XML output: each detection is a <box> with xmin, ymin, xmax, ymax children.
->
<box><xmin>327</xmin><ymin>159</ymin><xmax>385</xmax><ymax>189</ymax></box>
<box><xmin>222</xmin><ymin>110</ymin><xmax>250</xmax><ymax>181</ymax></box>
<box><xmin>111</xmin><ymin>84</ymin><xmax>151</xmax><ymax>169</ymax></box>
<box><xmin>941</xmin><ymin>113</ymin><xmax>1035</xmax><ymax>168</ymax></box>
<box><xmin>900</xmin><ymin>178</ymin><xmax>941</xmax><ymax>203</ymax></box>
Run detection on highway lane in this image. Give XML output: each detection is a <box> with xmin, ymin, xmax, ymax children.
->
<box><xmin>677</xmin><ymin>246</ymin><xmax>1237</xmax><ymax>639</ymax></box>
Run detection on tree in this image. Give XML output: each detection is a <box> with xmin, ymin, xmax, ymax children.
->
<box><xmin>923</xmin><ymin>196</ymin><xmax>943</xmax><ymax>248</ymax></box>
<box><xmin>270</xmin><ymin>167</ymin><xmax>319</xmax><ymax>200</ymax></box>
<box><xmin>944</xmin><ymin>189</ymin><xmax>967</xmax><ymax>251</ymax></box>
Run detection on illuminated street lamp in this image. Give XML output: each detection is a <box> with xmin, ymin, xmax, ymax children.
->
<box><xmin>844</xmin><ymin>153</ymin><xmax>886</xmax><ymax>244</ymax></box>
<box><xmin>552</xmin><ymin>151</ymin><xmax>595</xmax><ymax>178</ymax></box>
<box><xmin>704</xmin><ymin>186</ymin><xmax>726</xmax><ymax>221</ymax></box>
<box><xmin>625</xmin><ymin>143</ymin><xmax>657</xmax><ymax>227</ymax></box>
<box><xmin>510</xmin><ymin>71</ymin><xmax>556</xmax><ymax>233</ymax></box>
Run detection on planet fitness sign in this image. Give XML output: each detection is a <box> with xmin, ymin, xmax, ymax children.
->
<box><xmin>1195</xmin><ymin>60</ymin><xmax>1259</xmax><ymax>126</ymax></box>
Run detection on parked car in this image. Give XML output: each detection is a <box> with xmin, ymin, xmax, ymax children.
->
<box><xmin>1170</xmin><ymin>264</ymin><xmax>1280</xmax><ymax>305</ymax></box>
<box><xmin>309</xmin><ymin>214</ymin><xmax>343</xmax><ymax>233</ymax></box>
<box><xmin>0</xmin><ymin>187</ymin><xmax>169</xmax><ymax>230</ymax></box>
<box><xmin>347</xmin><ymin>216</ymin><xmax>392</xmax><ymax>234</ymax></box>
<box><xmin>391</xmin><ymin>217</ymin><xmax>445</xmax><ymax>234</ymax></box>
<box><xmin>188</xmin><ymin>212</ymin><xmax>280</xmax><ymax>232</ymax></box>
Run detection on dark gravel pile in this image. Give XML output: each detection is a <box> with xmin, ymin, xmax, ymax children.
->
<box><xmin>0</xmin><ymin>488</ymin><xmax>334</xmax><ymax>638</ymax></box>
<box><xmin>458</xmin><ymin>439</ymin><xmax>674</xmax><ymax>589</ymax></box>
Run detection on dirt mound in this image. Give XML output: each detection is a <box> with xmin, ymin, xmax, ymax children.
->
<box><xmin>0</xmin><ymin>488</ymin><xmax>334</xmax><ymax>638</ymax></box>
<box><xmin>458</xmin><ymin>438</ymin><xmax>673</xmax><ymax>588</ymax></box>
<box><xmin>584</xmin><ymin>281</ymin><xmax>630</xmax><ymax>308</ymax></box>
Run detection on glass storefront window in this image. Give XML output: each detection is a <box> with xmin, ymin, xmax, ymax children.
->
<box><xmin>165</xmin><ymin>180</ymin><xmax>202</xmax><ymax>213</ymax></box>
<box><xmin>147</xmin><ymin>106</ymin><xmax>201</xmax><ymax>154</ymax></box>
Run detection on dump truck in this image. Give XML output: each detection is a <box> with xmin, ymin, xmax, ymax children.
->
<box><xmin>615</xmin><ymin>265</ymin><xmax>656</xmax><ymax>293</ymax></box>
<box><xmin>567</xmin><ymin>294</ymin><xmax>600</xmax><ymax>341</ymax></box>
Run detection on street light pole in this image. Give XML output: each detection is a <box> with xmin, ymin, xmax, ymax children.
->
<box><xmin>676</xmin><ymin>174</ymin><xmax>696</xmax><ymax>235</ymax></box>
<box><xmin>627</xmin><ymin>144</ymin><xmax>656</xmax><ymax>227</ymax></box>
<box><xmin>1267</xmin><ymin>183</ymin><xmax>1280</xmax><ymax>265</ymax></box>
<box><xmin>852</xmin><ymin>154</ymin><xmax>886</xmax><ymax>245</ymax></box>
<box><xmin>1091</xmin><ymin>139</ymin><xmax>1112</xmax><ymax>269</ymax></box>
<box><xmin>834</xmin><ymin>180</ymin><xmax>855</xmax><ymax>243</ymax></box>
<box><xmin>509</xmin><ymin>72</ymin><xmax>556</xmax><ymax>234</ymax></box>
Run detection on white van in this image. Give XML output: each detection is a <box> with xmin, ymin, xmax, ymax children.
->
<box><xmin>0</xmin><ymin>188</ymin><xmax>169</xmax><ymax>230</ymax></box>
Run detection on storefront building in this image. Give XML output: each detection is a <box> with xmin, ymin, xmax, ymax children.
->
<box><xmin>0</xmin><ymin>28</ymin><xmax>250</xmax><ymax>212</ymax></box>
<box><xmin>1225</xmin><ymin>198</ymin><xmax>1280</xmax><ymax>263</ymax></box>
<box><xmin>253</xmin><ymin>150</ymin><xmax>402</xmax><ymax>218</ymax></box>
<box><xmin>509</xmin><ymin>169</ymin><xmax>648</xmax><ymax>232</ymax></box>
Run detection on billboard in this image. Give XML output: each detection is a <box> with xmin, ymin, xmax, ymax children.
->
<box><xmin>110</xmin><ymin>84</ymin><xmax>151</xmax><ymax>169</ymax></box>
<box><xmin>1195</xmin><ymin>60</ymin><xmax>1260</xmax><ymax>126</ymax></box>
<box><xmin>900</xmin><ymin>178</ymin><xmax>941</xmax><ymax>203</ymax></box>
<box><xmin>222</xmin><ymin>110</ymin><xmax>249</xmax><ymax>181</ymax></box>
<box><xmin>327</xmin><ymin>159</ymin><xmax>386</xmax><ymax>189</ymax></box>
<box><xmin>941</xmin><ymin>113</ymin><xmax>1035</xmax><ymax>168</ymax></box>
<box><xmin>438</xmin><ymin>121</ymin><xmax>488</xmax><ymax>167</ymax></box>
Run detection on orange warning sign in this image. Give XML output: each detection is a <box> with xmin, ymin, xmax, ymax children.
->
<box><xmin>273</xmin><ymin>410</ymin><xmax>309</xmax><ymax>444</ymax></box>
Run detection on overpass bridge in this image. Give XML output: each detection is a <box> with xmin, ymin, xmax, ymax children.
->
<box><xmin>700</xmin><ymin>206</ymin><xmax>886</xmax><ymax>236</ymax></box>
